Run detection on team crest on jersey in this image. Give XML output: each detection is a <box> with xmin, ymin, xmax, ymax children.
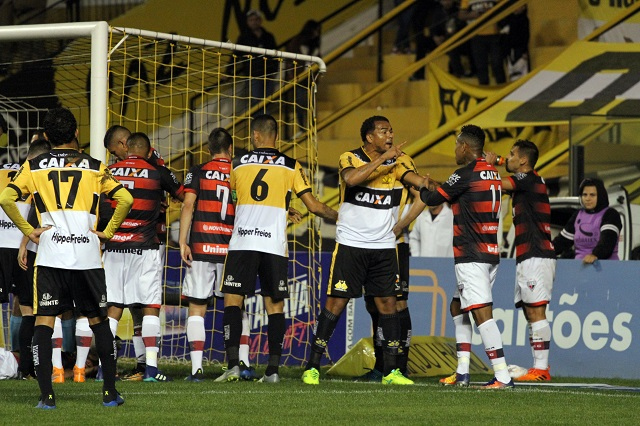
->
<box><xmin>278</xmin><ymin>280</ymin><xmax>287</xmax><ymax>292</ymax></box>
<box><xmin>184</xmin><ymin>172</ymin><xmax>193</xmax><ymax>185</ymax></box>
<box><xmin>446</xmin><ymin>173</ymin><xmax>461</xmax><ymax>186</ymax></box>
<box><xmin>382</xmin><ymin>175</ymin><xmax>392</xmax><ymax>184</ymax></box>
<box><xmin>457</xmin><ymin>280</ymin><xmax>465</xmax><ymax>295</ymax></box>
<box><xmin>527</xmin><ymin>280</ymin><xmax>536</xmax><ymax>291</ymax></box>
<box><xmin>334</xmin><ymin>280</ymin><xmax>348</xmax><ymax>291</ymax></box>
<box><xmin>514</xmin><ymin>172</ymin><xmax>527</xmax><ymax>180</ymax></box>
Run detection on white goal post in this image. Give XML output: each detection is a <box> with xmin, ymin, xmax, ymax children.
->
<box><xmin>0</xmin><ymin>21</ymin><xmax>326</xmax><ymax>162</ymax></box>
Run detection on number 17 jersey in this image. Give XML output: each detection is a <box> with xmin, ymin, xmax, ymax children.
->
<box><xmin>229</xmin><ymin>147</ymin><xmax>312</xmax><ymax>257</ymax></box>
<box><xmin>7</xmin><ymin>149</ymin><xmax>123</xmax><ymax>269</ymax></box>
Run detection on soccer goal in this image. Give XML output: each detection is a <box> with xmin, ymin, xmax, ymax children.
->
<box><xmin>0</xmin><ymin>22</ymin><xmax>329</xmax><ymax>367</ymax></box>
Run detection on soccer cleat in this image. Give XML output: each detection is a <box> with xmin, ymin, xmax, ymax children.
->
<box><xmin>479</xmin><ymin>377</ymin><xmax>515</xmax><ymax>389</ymax></box>
<box><xmin>73</xmin><ymin>365</ymin><xmax>86</xmax><ymax>383</ymax></box>
<box><xmin>122</xmin><ymin>371</ymin><xmax>144</xmax><ymax>382</ymax></box>
<box><xmin>439</xmin><ymin>372</ymin><xmax>470</xmax><ymax>387</ymax></box>
<box><xmin>301</xmin><ymin>367</ymin><xmax>319</xmax><ymax>385</ymax></box>
<box><xmin>258</xmin><ymin>373</ymin><xmax>280</xmax><ymax>383</ymax></box>
<box><xmin>382</xmin><ymin>369</ymin><xmax>414</xmax><ymax>385</ymax></box>
<box><xmin>36</xmin><ymin>395</ymin><xmax>56</xmax><ymax>409</ymax></box>
<box><xmin>185</xmin><ymin>368</ymin><xmax>205</xmax><ymax>382</ymax></box>
<box><xmin>17</xmin><ymin>371</ymin><xmax>36</xmax><ymax>381</ymax></box>
<box><xmin>103</xmin><ymin>391</ymin><xmax>125</xmax><ymax>407</ymax></box>
<box><xmin>214</xmin><ymin>365</ymin><xmax>240</xmax><ymax>382</ymax></box>
<box><xmin>239</xmin><ymin>361</ymin><xmax>259</xmax><ymax>381</ymax></box>
<box><xmin>515</xmin><ymin>367</ymin><xmax>551</xmax><ymax>382</ymax></box>
<box><xmin>143</xmin><ymin>368</ymin><xmax>173</xmax><ymax>382</ymax></box>
<box><xmin>354</xmin><ymin>368</ymin><xmax>383</xmax><ymax>382</ymax></box>
<box><xmin>52</xmin><ymin>367</ymin><xmax>65</xmax><ymax>384</ymax></box>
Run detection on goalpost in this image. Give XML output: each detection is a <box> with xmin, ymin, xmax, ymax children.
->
<box><xmin>0</xmin><ymin>22</ymin><xmax>329</xmax><ymax>367</ymax></box>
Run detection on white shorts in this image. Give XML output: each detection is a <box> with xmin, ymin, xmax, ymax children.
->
<box><xmin>103</xmin><ymin>249</ymin><xmax>163</xmax><ymax>307</ymax></box>
<box><xmin>182</xmin><ymin>260</ymin><xmax>224</xmax><ymax>301</ymax></box>
<box><xmin>514</xmin><ymin>257</ymin><xmax>555</xmax><ymax>307</ymax></box>
<box><xmin>454</xmin><ymin>262</ymin><xmax>498</xmax><ymax>311</ymax></box>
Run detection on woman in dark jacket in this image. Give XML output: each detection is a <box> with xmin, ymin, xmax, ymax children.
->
<box><xmin>553</xmin><ymin>178</ymin><xmax>622</xmax><ymax>263</ymax></box>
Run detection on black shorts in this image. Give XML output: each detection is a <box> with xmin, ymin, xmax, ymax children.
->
<box><xmin>222</xmin><ymin>250</ymin><xmax>289</xmax><ymax>299</ymax></box>
<box><xmin>0</xmin><ymin>248</ymin><xmax>29</xmax><ymax>303</ymax></box>
<box><xmin>396</xmin><ymin>242</ymin><xmax>410</xmax><ymax>301</ymax></box>
<box><xmin>16</xmin><ymin>250</ymin><xmax>37</xmax><ymax>307</ymax></box>
<box><xmin>328</xmin><ymin>244</ymin><xmax>399</xmax><ymax>299</ymax></box>
<box><xmin>34</xmin><ymin>266</ymin><xmax>108</xmax><ymax>318</ymax></box>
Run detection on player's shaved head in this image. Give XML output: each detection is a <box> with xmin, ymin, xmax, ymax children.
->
<box><xmin>27</xmin><ymin>138</ymin><xmax>51</xmax><ymax>159</ymax></box>
<box><xmin>104</xmin><ymin>125</ymin><xmax>131</xmax><ymax>148</ymax></box>
<box><xmin>126</xmin><ymin>132</ymin><xmax>152</xmax><ymax>157</ymax></box>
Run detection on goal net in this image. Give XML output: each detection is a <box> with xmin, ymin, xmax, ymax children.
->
<box><xmin>0</xmin><ymin>23</ymin><xmax>329</xmax><ymax>367</ymax></box>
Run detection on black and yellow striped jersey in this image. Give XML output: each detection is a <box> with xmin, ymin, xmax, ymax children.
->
<box><xmin>8</xmin><ymin>149</ymin><xmax>124</xmax><ymax>269</ymax></box>
<box><xmin>336</xmin><ymin>147</ymin><xmax>417</xmax><ymax>249</ymax></box>
<box><xmin>229</xmin><ymin>147</ymin><xmax>311</xmax><ymax>257</ymax></box>
<box><xmin>0</xmin><ymin>163</ymin><xmax>31</xmax><ymax>249</ymax></box>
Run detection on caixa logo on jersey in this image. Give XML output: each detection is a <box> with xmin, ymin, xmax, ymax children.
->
<box><xmin>51</xmin><ymin>232</ymin><xmax>90</xmax><ymax>244</ymax></box>
<box><xmin>39</xmin><ymin>293</ymin><xmax>59</xmax><ymax>307</ymax></box>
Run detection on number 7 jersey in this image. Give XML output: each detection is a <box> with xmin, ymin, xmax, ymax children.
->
<box><xmin>7</xmin><ymin>149</ymin><xmax>124</xmax><ymax>269</ymax></box>
<box><xmin>229</xmin><ymin>147</ymin><xmax>312</xmax><ymax>257</ymax></box>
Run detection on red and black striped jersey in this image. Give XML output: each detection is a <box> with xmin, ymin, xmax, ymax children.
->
<box><xmin>106</xmin><ymin>155</ymin><xmax>184</xmax><ymax>249</ymax></box>
<box><xmin>184</xmin><ymin>158</ymin><xmax>234</xmax><ymax>263</ymax></box>
<box><xmin>146</xmin><ymin>147</ymin><xmax>168</xmax><ymax>243</ymax></box>
<box><xmin>507</xmin><ymin>171</ymin><xmax>555</xmax><ymax>263</ymax></box>
<box><xmin>437</xmin><ymin>158</ymin><xmax>501</xmax><ymax>265</ymax></box>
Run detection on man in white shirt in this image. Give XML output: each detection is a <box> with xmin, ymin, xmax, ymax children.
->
<box><xmin>409</xmin><ymin>201</ymin><xmax>454</xmax><ymax>258</ymax></box>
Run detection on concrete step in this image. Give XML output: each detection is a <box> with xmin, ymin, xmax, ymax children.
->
<box><xmin>318</xmin><ymin>105</ymin><xmax>429</xmax><ymax>142</ymax></box>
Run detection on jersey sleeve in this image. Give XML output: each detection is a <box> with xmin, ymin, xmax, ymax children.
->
<box><xmin>158</xmin><ymin>165</ymin><xmax>185</xmax><ymax>199</ymax></box>
<box><xmin>438</xmin><ymin>166</ymin><xmax>469</xmax><ymax>203</ymax></box>
<box><xmin>98</xmin><ymin>163</ymin><xmax>125</xmax><ymax>198</ymax></box>
<box><xmin>183</xmin><ymin>165</ymin><xmax>200</xmax><ymax>195</ymax></box>
<box><xmin>293</xmin><ymin>161</ymin><xmax>312</xmax><ymax>197</ymax></box>
<box><xmin>396</xmin><ymin>154</ymin><xmax>418</xmax><ymax>184</ymax></box>
<box><xmin>338</xmin><ymin>151</ymin><xmax>356</xmax><ymax>174</ymax></box>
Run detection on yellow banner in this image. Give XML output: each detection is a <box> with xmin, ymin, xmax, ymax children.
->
<box><xmin>472</xmin><ymin>41</ymin><xmax>640</xmax><ymax>128</ymax></box>
<box><xmin>578</xmin><ymin>0</ymin><xmax>640</xmax><ymax>41</ymax></box>
<box><xmin>426</xmin><ymin>63</ymin><xmax>558</xmax><ymax>158</ymax></box>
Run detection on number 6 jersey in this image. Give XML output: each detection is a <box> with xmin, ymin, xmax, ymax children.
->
<box><xmin>228</xmin><ymin>147</ymin><xmax>311</xmax><ymax>257</ymax></box>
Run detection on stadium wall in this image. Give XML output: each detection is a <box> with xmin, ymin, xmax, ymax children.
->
<box><xmin>350</xmin><ymin>257</ymin><xmax>639</xmax><ymax>379</ymax></box>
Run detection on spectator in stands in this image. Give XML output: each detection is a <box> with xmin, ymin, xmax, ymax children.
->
<box><xmin>286</xmin><ymin>20</ymin><xmax>321</xmax><ymax>137</ymax></box>
<box><xmin>499</xmin><ymin>3</ymin><xmax>530</xmax><ymax>81</ymax></box>
<box><xmin>236</xmin><ymin>9</ymin><xmax>278</xmax><ymax>112</ymax></box>
<box><xmin>553</xmin><ymin>178</ymin><xmax>622</xmax><ymax>263</ymax></box>
<box><xmin>409</xmin><ymin>183</ymin><xmax>454</xmax><ymax>257</ymax></box>
<box><xmin>412</xmin><ymin>0</ymin><xmax>475</xmax><ymax>80</ymax></box>
<box><xmin>459</xmin><ymin>0</ymin><xmax>505</xmax><ymax>85</ymax></box>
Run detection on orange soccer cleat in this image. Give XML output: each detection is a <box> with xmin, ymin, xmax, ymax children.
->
<box><xmin>52</xmin><ymin>367</ymin><xmax>65</xmax><ymax>384</ymax></box>
<box><xmin>515</xmin><ymin>367</ymin><xmax>551</xmax><ymax>382</ymax></box>
<box><xmin>478</xmin><ymin>377</ymin><xmax>515</xmax><ymax>389</ymax></box>
<box><xmin>73</xmin><ymin>365</ymin><xmax>86</xmax><ymax>383</ymax></box>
